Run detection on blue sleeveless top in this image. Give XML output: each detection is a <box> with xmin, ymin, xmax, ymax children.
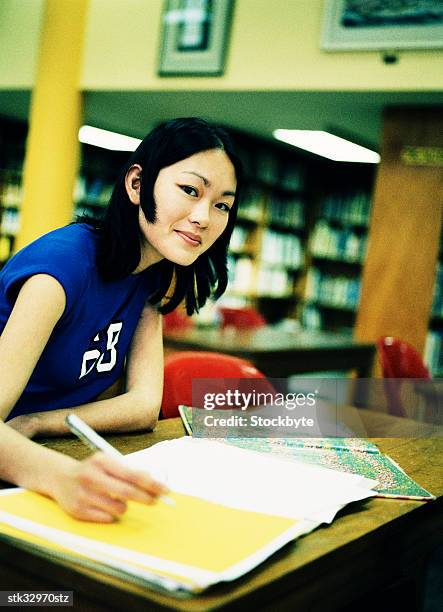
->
<box><xmin>0</xmin><ymin>224</ymin><xmax>157</xmax><ymax>419</ymax></box>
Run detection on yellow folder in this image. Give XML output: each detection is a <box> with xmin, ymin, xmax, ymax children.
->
<box><xmin>0</xmin><ymin>489</ymin><xmax>307</xmax><ymax>594</ymax></box>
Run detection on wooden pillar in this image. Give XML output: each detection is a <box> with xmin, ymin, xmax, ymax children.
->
<box><xmin>15</xmin><ymin>0</ymin><xmax>89</xmax><ymax>251</ymax></box>
<box><xmin>355</xmin><ymin>107</ymin><xmax>443</xmax><ymax>356</ymax></box>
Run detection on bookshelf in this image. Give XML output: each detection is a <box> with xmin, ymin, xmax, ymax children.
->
<box><xmin>0</xmin><ymin>116</ymin><xmax>377</xmax><ymax>335</ymax></box>
<box><xmin>221</xmin><ymin>132</ymin><xmax>311</xmax><ymax>324</ymax></box>
<box><xmin>0</xmin><ymin>116</ymin><xmax>130</xmax><ymax>267</ymax></box>
<box><xmin>0</xmin><ymin>117</ymin><xmax>27</xmax><ymax>266</ymax></box>
<box><xmin>74</xmin><ymin>143</ymin><xmax>128</xmax><ymax>221</ymax></box>
<box><xmin>220</xmin><ymin>131</ymin><xmax>378</xmax><ymax>331</ymax></box>
<box><xmin>299</xmin><ymin>186</ymin><xmax>373</xmax><ymax>334</ymax></box>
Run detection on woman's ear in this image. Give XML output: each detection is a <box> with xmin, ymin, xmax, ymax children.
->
<box><xmin>125</xmin><ymin>164</ymin><xmax>142</xmax><ymax>205</ymax></box>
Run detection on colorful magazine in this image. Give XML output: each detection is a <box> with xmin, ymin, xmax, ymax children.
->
<box><xmin>178</xmin><ymin>406</ymin><xmax>435</xmax><ymax>501</ymax></box>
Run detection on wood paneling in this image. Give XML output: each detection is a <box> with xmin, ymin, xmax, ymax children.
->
<box><xmin>355</xmin><ymin>107</ymin><xmax>443</xmax><ymax>356</ymax></box>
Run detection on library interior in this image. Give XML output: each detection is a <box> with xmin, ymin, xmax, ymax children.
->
<box><xmin>0</xmin><ymin>1</ymin><xmax>442</xmax><ymax>611</ymax></box>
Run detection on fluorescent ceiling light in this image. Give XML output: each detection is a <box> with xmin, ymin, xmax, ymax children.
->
<box><xmin>78</xmin><ymin>125</ymin><xmax>142</xmax><ymax>151</ymax></box>
<box><xmin>273</xmin><ymin>129</ymin><xmax>380</xmax><ymax>163</ymax></box>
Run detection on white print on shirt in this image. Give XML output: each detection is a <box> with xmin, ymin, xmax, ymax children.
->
<box><xmin>79</xmin><ymin>321</ymin><xmax>123</xmax><ymax>379</ymax></box>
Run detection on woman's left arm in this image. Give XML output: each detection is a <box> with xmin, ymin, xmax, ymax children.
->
<box><xmin>8</xmin><ymin>305</ymin><xmax>164</xmax><ymax>438</ymax></box>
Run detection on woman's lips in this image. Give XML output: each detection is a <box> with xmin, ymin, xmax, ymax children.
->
<box><xmin>174</xmin><ymin>230</ymin><xmax>201</xmax><ymax>247</ymax></box>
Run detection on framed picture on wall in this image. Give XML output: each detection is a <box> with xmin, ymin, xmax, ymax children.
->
<box><xmin>321</xmin><ymin>0</ymin><xmax>443</xmax><ymax>51</ymax></box>
<box><xmin>159</xmin><ymin>0</ymin><xmax>234</xmax><ymax>75</ymax></box>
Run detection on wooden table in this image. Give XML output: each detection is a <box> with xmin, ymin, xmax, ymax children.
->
<box><xmin>1</xmin><ymin>415</ymin><xmax>442</xmax><ymax>612</ymax></box>
<box><xmin>164</xmin><ymin>327</ymin><xmax>376</xmax><ymax>378</ymax></box>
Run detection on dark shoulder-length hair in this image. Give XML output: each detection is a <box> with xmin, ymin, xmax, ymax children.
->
<box><xmin>94</xmin><ymin>117</ymin><xmax>242</xmax><ymax>315</ymax></box>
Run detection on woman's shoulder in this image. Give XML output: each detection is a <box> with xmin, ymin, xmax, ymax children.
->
<box><xmin>0</xmin><ymin>224</ymin><xmax>99</xmax><ymax>304</ymax></box>
<box><xmin>30</xmin><ymin>223</ymin><xmax>98</xmax><ymax>255</ymax></box>
<box><xmin>8</xmin><ymin>223</ymin><xmax>97</xmax><ymax>269</ymax></box>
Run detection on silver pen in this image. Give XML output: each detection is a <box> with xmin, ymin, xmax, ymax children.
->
<box><xmin>66</xmin><ymin>414</ymin><xmax>175</xmax><ymax>507</ymax></box>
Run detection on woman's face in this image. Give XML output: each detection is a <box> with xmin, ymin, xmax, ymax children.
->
<box><xmin>137</xmin><ymin>149</ymin><xmax>236</xmax><ymax>268</ymax></box>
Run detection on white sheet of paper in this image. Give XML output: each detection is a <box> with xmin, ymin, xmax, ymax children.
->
<box><xmin>124</xmin><ymin>437</ymin><xmax>377</xmax><ymax>523</ymax></box>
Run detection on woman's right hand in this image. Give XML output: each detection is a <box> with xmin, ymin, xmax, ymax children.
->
<box><xmin>48</xmin><ymin>452</ymin><xmax>168</xmax><ymax>522</ymax></box>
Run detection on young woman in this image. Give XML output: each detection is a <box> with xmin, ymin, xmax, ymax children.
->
<box><xmin>0</xmin><ymin>117</ymin><xmax>241</xmax><ymax>522</ymax></box>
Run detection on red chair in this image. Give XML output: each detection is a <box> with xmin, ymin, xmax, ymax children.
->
<box><xmin>218</xmin><ymin>306</ymin><xmax>266</xmax><ymax>330</ymax></box>
<box><xmin>162</xmin><ymin>309</ymin><xmax>193</xmax><ymax>332</ymax></box>
<box><xmin>161</xmin><ymin>351</ymin><xmax>275</xmax><ymax>419</ymax></box>
<box><xmin>376</xmin><ymin>336</ymin><xmax>431</xmax><ymax>418</ymax></box>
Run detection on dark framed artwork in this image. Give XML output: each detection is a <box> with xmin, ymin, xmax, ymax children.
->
<box><xmin>159</xmin><ymin>0</ymin><xmax>234</xmax><ymax>75</ymax></box>
<box><xmin>322</xmin><ymin>0</ymin><xmax>443</xmax><ymax>51</ymax></box>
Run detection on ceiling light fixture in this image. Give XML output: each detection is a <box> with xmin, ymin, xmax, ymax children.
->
<box><xmin>273</xmin><ymin>129</ymin><xmax>380</xmax><ymax>163</ymax></box>
<box><xmin>78</xmin><ymin>125</ymin><xmax>142</xmax><ymax>151</ymax></box>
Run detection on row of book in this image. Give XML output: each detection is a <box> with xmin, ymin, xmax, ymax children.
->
<box><xmin>254</xmin><ymin>151</ymin><xmax>305</xmax><ymax>191</ymax></box>
<box><xmin>0</xmin><ymin>169</ymin><xmax>21</xmax><ymax>262</ymax></box>
<box><xmin>279</xmin><ymin>163</ymin><xmax>305</xmax><ymax>192</ymax></box>
<box><xmin>267</xmin><ymin>193</ymin><xmax>304</xmax><ymax>227</ymax></box>
<box><xmin>256</xmin><ymin>265</ymin><xmax>292</xmax><ymax>297</ymax></box>
<box><xmin>310</xmin><ymin>220</ymin><xmax>366</xmax><ymax>262</ymax></box>
<box><xmin>0</xmin><ymin>174</ymin><xmax>114</xmax><ymax>212</ymax></box>
<box><xmin>260</xmin><ymin>230</ymin><xmax>303</xmax><ymax>268</ymax></box>
<box><xmin>254</xmin><ymin>150</ymin><xmax>280</xmax><ymax>185</ymax></box>
<box><xmin>300</xmin><ymin>303</ymin><xmax>323</xmax><ymax>330</ymax></box>
<box><xmin>304</xmin><ymin>268</ymin><xmax>361</xmax><ymax>309</ymax></box>
<box><xmin>431</xmin><ymin>262</ymin><xmax>443</xmax><ymax>317</ymax></box>
<box><xmin>319</xmin><ymin>191</ymin><xmax>371</xmax><ymax>227</ymax></box>
<box><xmin>231</xmin><ymin>226</ymin><xmax>304</xmax><ymax>270</ymax></box>
<box><xmin>299</xmin><ymin>304</ymin><xmax>355</xmax><ymax>335</ymax></box>
<box><xmin>0</xmin><ymin>207</ymin><xmax>20</xmax><ymax>236</ymax></box>
<box><xmin>424</xmin><ymin>331</ymin><xmax>443</xmax><ymax>376</ymax></box>
<box><xmin>73</xmin><ymin>176</ymin><xmax>113</xmax><ymax>207</ymax></box>
<box><xmin>227</xmin><ymin>257</ymin><xmax>255</xmax><ymax>295</ymax></box>
<box><xmin>0</xmin><ymin>169</ymin><xmax>23</xmax><ymax>208</ymax></box>
<box><xmin>227</xmin><ymin>256</ymin><xmax>293</xmax><ymax>297</ymax></box>
<box><xmin>238</xmin><ymin>187</ymin><xmax>264</xmax><ymax>221</ymax></box>
<box><xmin>230</xmin><ymin>225</ymin><xmax>251</xmax><ymax>253</ymax></box>
<box><xmin>0</xmin><ymin>172</ymin><xmax>114</xmax><ymax>216</ymax></box>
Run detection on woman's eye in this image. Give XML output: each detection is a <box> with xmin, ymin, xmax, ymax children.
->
<box><xmin>215</xmin><ymin>202</ymin><xmax>231</xmax><ymax>213</ymax></box>
<box><xmin>180</xmin><ymin>185</ymin><xmax>198</xmax><ymax>197</ymax></box>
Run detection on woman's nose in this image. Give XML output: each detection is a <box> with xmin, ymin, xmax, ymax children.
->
<box><xmin>188</xmin><ymin>199</ymin><xmax>210</xmax><ymax>227</ymax></box>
